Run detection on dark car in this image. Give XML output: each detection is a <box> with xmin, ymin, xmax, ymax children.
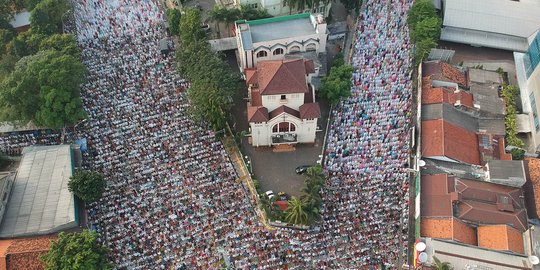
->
<box><xmin>295</xmin><ymin>165</ymin><xmax>311</xmax><ymax>174</ymax></box>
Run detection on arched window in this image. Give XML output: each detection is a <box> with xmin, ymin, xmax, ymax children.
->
<box><xmin>306</xmin><ymin>43</ymin><xmax>317</xmax><ymax>51</ymax></box>
<box><xmin>256</xmin><ymin>50</ymin><xmax>267</xmax><ymax>58</ymax></box>
<box><xmin>273</xmin><ymin>48</ymin><xmax>284</xmax><ymax>55</ymax></box>
<box><xmin>289</xmin><ymin>45</ymin><xmax>301</xmax><ymax>53</ymax></box>
<box><xmin>272</xmin><ymin>122</ymin><xmax>296</xmax><ymax>133</ymax></box>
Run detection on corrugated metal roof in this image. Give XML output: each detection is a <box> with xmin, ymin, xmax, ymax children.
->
<box><xmin>441</xmin><ymin>27</ymin><xmax>529</xmax><ymax>52</ymax></box>
<box><xmin>0</xmin><ymin>145</ymin><xmax>76</xmax><ymax>238</ymax></box>
<box><xmin>444</xmin><ymin>0</ymin><xmax>540</xmax><ymax>38</ymax></box>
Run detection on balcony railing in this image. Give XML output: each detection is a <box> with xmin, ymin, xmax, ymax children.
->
<box><xmin>271</xmin><ymin>133</ymin><xmax>297</xmax><ymax>144</ymax></box>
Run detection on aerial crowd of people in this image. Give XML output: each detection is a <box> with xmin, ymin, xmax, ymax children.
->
<box><xmin>0</xmin><ymin>0</ymin><xmax>414</xmax><ymax>268</ymax></box>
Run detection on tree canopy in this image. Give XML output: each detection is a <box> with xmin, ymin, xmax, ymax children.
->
<box><xmin>68</xmin><ymin>170</ymin><xmax>106</xmax><ymax>203</ymax></box>
<box><xmin>40</xmin><ymin>230</ymin><xmax>112</xmax><ymax>270</ymax></box>
<box><xmin>320</xmin><ymin>64</ymin><xmax>353</xmax><ymax>106</ymax></box>
<box><xmin>0</xmin><ymin>49</ymin><xmax>86</xmax><ymax>128</ymax></box>
<box><xmin>407</xmin><ymin>0</ymin><xmax>441</xmax><ymax>64</ymax></box>
<box><xmin>176</xmin><ymin>8</ymin><xmax>239</xmax><ymax>131</ymax></box>
<box><xmin>30</xmin><ymin>0</ymin><xmax>70</xmax><ymax>35</ymax></box>
<box><xmin>166</xmin><ymin>8</ymin><xmax>181</xmax><ymax>36</ymax></box>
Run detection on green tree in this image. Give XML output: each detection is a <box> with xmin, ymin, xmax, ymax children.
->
<box><xmin>407</xmin><ymin>0</ymin><xmax>437</xmax><ymax>31</ymax></box>
<box><xmin>166</xmin><ymin>8</ymin><xmax>181</xmax><ymax>36</ymax></box>
<box><xmin>0</xmin><ymin>49</ymin><xmax>86</xmax><ymax>128</ymax></box>
<box><xmin>39</xmin><ymin>33</ymin><xmax>80</xmax><ymax>57</ymax></box>
<box><xmin>410</xmin><ymin>16</ymin><xmax>441</xmax><ymax>44</ymax></box>
<box><xmin>285</xmin><ymin>196</ymin><xmax>310</xmax><ymax>225</ymax></box>
<box><xmin>208</xmin><ymin>5</ymin><xmax>227</xmax><ymax>37</ymax></box>
<box><xmin>339</xmin><ymin>0</ymin><xmax>362</xmax><ymax>14</ymax></box>
<box><xmin>320</xmin><ymin>64</ymin><xmax>353</xmax><ymax>105</ymax></box>
<box><xmin>0</xmin><ymin>26</ymin><xmax>15</xmax><ymax>55</ymax></box>
<box><xmin>68</xmin><ymin>170</ymin><xmax>106</xmax><ymax>203</ymax></box>
<box><xmin>12</xmin><ymin>29</ymin><xmax>46</xmax><ymax>57</ymax></box>
<box><xmin>0</xmin><ymin>52</ymin><xmax>18</xmax><ymax>80</ymax></box>
<box><xmin>432</xmin><ymin>256</ymin><xmax>452</xmax><ymax>270</ymax></box>
<box><xmin>179</xmin><ymin>8</ymin><xmax>206</xmax><ymax>44</ymax></box>
<box><xmin>510</xmin><ymin>148</ymin><xmax>525</xmax><ymax>160</ymax></box>
<box><xmin>24</xmin><ymin>0</ymin><xmax>42</xmax><ymax>10</ymax></box>
<box><xmin>414</xmin><ymin>37</ymin><xmax>437</xmax><ymax>65</ymax></box>
<box><xmin>40</xmin><ymin>230</ymin><xmax>112</xmax><ymax>270</ymax></box>
<box><xmin>332</xmin><ymin>52</ymin><xmax>345</xmax><ymax>68</ymax></box>
<box><xmin>30</xmin><ymin>0</ymin><xmax>70</xmax><ymax>35</ymax></box>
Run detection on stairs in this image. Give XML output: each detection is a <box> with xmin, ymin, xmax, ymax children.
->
<box><xmin>273</xmin><ymin>144</ymin><xmax>296</xmax><ymax>152</ymax></box>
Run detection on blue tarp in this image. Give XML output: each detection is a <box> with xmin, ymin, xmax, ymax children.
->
<box><xmin>75</xmin><ymin>138</ymin><xmax>88</xmax><ymax>153</ymax></box>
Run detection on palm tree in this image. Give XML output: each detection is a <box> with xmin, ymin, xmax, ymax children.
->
<box><xmin>285</xmin><ymin>197</ymin><xmax>310</xmax><ymax>225</ymax></box>
<box><xmin>432</xmin><ymin>256</ymin><xmax>452</xmax><ymax>270</ymax></box>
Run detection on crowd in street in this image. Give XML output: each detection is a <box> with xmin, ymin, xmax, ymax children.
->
<box><xmin>0</xmin><ymin>0</ymin><xmax>413</xmax><ymax>268</ymax></box>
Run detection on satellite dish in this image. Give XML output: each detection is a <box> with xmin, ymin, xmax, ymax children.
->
<box><xmin>418</xmin><ymin>252</ymin><xmax>428</xmax><ymax>263</ymax></box>
<box><xmin>418</xmin><ymin>160</ymin><xmax>426</xmax><ymax>167</ymax></box>
<box><xmin>529</xmin><ymin>255</ymin><xmax>539</xmax><ymax>265</ymax></box>
<box><xmin>415</xmin><ymin>242</ymin><xmax>426</xmax><ymax>252</ymax></box>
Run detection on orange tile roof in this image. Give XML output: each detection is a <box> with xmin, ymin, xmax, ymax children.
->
<box><xmin>478</xmin><ymin>225</ymin><xmax>524</xmax><ymax>254</ymax></box>
<box><xmin>269</xmin><ymin>105</ymin><xmax>300</xmax><ymax>119</ymax></box>
<box><xmin>0</xmin><ymin>236</ymin><xmax>55</xmax><ymax>270</ymax></box>
<box><xmin>421</xmin><ymin>174</ymin><xmax>454</xmax><ymax>217</ymax></box>
<box><xmin>421</xmin><ymin>217</ymin><xmax>477</xmax><ymax>245</ymax></box>
<box><xmin>245</xmin><ymin>68</ymin><xmax>258</xmax><ymax>85</ymax></box>
<box><xmin>422</xmin><ymin>77</ymin><xmax>475</xmax><ymax>108</ymax></box>
<box><xmin>422</xmin><ymin>119</ymin><xmax>481</xmax><ymax>165</ymax></box>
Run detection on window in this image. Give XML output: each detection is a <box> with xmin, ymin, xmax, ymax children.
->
<box><xmin>273</xmin><ymin>48</ymin><xmax>284</xmax><ymax>55</ymax></box>
<box><xmin>272</xmin><ymin>122</ymin><xmax>296</xmax><ymax>133</ymax></box>
<box><xmin>280</xmin><ymin>95</ymin><xmax>286</xmax><ymax>100</ymax></box>
<box><xmin>289</xmin><ymin>46</ymin><xmax>300</xmax><ymax>53</ymax></box>
<box><xmin>530</xmin><ymin>93</ymin><xmax>540</xmax><ymax>132</ymax></box>
<box><xmin>306</xmin><ymin>43</ymin><xmax>317</xmax><ymax>51</ymax></box>
<box><xmin>250</xmin><ymin>3</ymin><xmax>258</xmax><ymax>8</ymax></box>
<box><xmin>256</xmin><ymin>50</ymin><xmax>267</xmax><ymax>58</ymax></box>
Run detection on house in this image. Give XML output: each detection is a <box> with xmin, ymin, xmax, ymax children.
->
<box><xmin>0</xmin><ymin>236</ymin><xmax>56</xmax><ymax>270</ymax></box>
<box><xmin>8</xmin><ymin>10</ymin><xmax>31</xmax><ymax>33</ymax></box>
<box><xmin>245</xmin><ymin>58</ymin><xmax>320</xmax><ymax>147</ymax></box>
<box><xmin>235</xmin><ymin>13</ymin><xmax>327</xmax><ymax>71</ymax></box>
<box><xmin>420</xmin><ymin>174</ymin><xmax>527</xmax><ymax>254</ymax></box>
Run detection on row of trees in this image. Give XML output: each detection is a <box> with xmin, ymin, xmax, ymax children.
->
<box><xmin>285</xmin><ymin>165</ymin><xmax>325</xmax><ymax>225</ymax></box>
<box><xmin>501</xmin><ymin>84</ymin><xmax>525</xmax><ymax>149</ymax></box>
<box><xmin>407</xmin><ymin>0</ymin><xmax>441</xmax><ymax>64</ymax></box>
<box><xmin>0</xmin><ymin>0</ymin><xmax>87</xmax><ymax>129</ymax></box>
<box><xmin>175</xmin><ymin>8</ymin><xmax>239</xmax><ymax>131</ymax></box>
<box><xmin>208</xmin><ymin>5</ymin><xmax>271</xmax><ymax>37</ymax></box>
<box><xmin>320</xmin><ymin>52</ymin><xmax>353</xmax><ymax>106</ymax></box>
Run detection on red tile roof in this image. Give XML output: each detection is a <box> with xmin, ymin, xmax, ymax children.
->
<box><xmin>478</xmin><ymin>225</ymin><xmax>524</xmax><ymax>254</ymax></box>
<box><xmin>422</xmin><ymin>77</ymin><xmax>474</xmax><ymax>108</ymax></box>
<box><xmin>421</xmin><ymin>217</ymin><xmax>477</xmax><ymax>246</ymax></box>
<box><xmin>245</xmin><ymin>68</ymin><xmax>258</xmax><ymax>85</ymax></box>
<box><xmin>304</xmin><ymin>60</ymin><xmax>315</xmax><ymax>74</ymax></box>
<box><xmin>422</xmin><ymin>119</ymin><xmax>481</xmax><ymax>165</ymax></box>
<box><xmin>269</xmin><ymin>105</ymin><xmax>300</xmax><ymax>119</ymax></box>
<box><xmin>422</xmin><ymin>174</ymin><xmax>527</xmax><ymax>230</ymax></box>
<box><xmin>423</xmin><ymin>61</ymin><xmax>468</xmax><ymax>88</ymax></box>
<box><xmin>247</xmin><ymin>106</ymin><xmax>269</xmax><ymax>122</ymax></box>
<box><xmin>525</xmin><ymin>158</ymin><xmax>540</xmax><ymax>218</ymax></box>
<box><xmin>249</xmin><ymin>59</ymin><xmax>310</xmax><ymax>95</ymax></box>
<box><xmin>0</xmin><ymin>236</ymin><xmax>56</xmax><ymax>270</ymax></box>
<box><xmin>299</xmin><ymin>103</ymin><xmax>321</xmax><ymax>119</ymax></box>
<box><xmin>421</xmin><ymin>174</ymin><xmax>455</xmax><ymax>217</ymax></box>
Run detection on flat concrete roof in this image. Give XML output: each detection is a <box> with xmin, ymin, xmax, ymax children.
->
<box><xmin>248</xmin><ymin>16</ymin><xmax>315</xmax><ymax>43</ymax></box>
<box><xmin>0</xmin><ymin>145</ymin><xmax>76</xmax><ymax>238</ymax></box>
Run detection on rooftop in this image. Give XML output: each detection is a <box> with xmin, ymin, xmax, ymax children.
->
<box><xmin>246</xmin><ymin>59</ymin><xmax>313</xmax><ymax>95</ymax></box>
<box><xmin>238</xmin><ymin>13</ymin><xmax>317</xmax><ymax>43</ymax></box>
<box><xmin>524</xmin><ymin>157</ymin><xmax>540</xmax><ymax>219</ymax></box>
<box><xmin>0</xmin><ymin>145</ymin><xmax>77</xmax><ymax>238</ymax></box>
<box><xmin>423</xmin><ymin>61</ymin><xmax>468</xmax><ymax>88</ymax></box>
<box><xmin>421</xmin><ymin>119</ymin><xmax>481</xmax><ymax>165</ymax></box>
<box><xmin>0</xmin><ymin>235</ymin><xmax>56</xmax><ymax>270</ymax></box>
<box><xmin>8</xmin><ymin>11</ymin><xmax>30</xmax><ymax>29</ymax></box>
<box><xmin>477</xmin><ymin>225</ymin><xmax>524</xmax><ymax>254</ymax></box>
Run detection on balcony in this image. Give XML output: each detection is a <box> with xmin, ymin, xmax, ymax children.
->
<box><xmin>271</xmin><ymin>133</ymin><xmax>297</xmax><ymax>144</ymax></box>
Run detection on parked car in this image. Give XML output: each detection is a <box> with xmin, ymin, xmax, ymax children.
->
<box><xmin>265</xmin><ymin>190</ymin><xmax>275</xmax><ymax>200</ymax></box>
<box><xmin>295</xmin><ymin>165</ymin><xmax>311</xmax><ymax>174</ymax></box>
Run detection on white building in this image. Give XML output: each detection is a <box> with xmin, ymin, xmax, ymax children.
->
<box><xmin>234</xmin><ymin>0</ymin><xmax>330</xmax><ymax>17</ymax></box>
<box><xmin>436</xmin><ymin>0</ymin><xmax>540</xmax><ymax>52</ymax></box>
<box><xmin>515</xmin><ymin>31</ymin><xmax>540</xmax><ymax>152</ymax></box>
<box><xmin>235</xmin><ymin>13</ymin><xmax>327</xmax><ymax>71</ymax></box>
<box><xmin>246</xmin><ymin>58</ymin><xmax>320</xmax><ymax>147</ymax></box>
